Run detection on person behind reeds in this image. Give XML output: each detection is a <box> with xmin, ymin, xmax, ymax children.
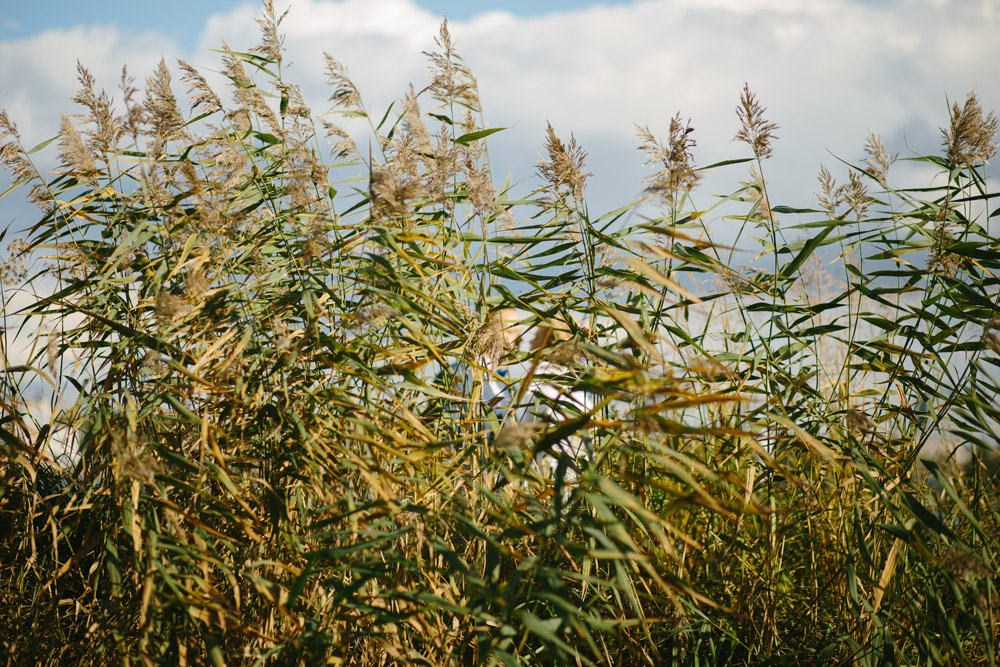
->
<box><xmin>436</xmin><ymin>308</ymin><xmax>522</xmax><ymax>443</ymax></box>
<box><xmin>514</xmin><ymin>316</ymin><xmax>594</xmax><ymax>484</ymax></box>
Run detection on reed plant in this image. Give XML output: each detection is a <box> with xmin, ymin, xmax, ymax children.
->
<box><xmin>1</xmin><ymin>3</ymin><xmax>999</xmax><ymax>664</ymax></box>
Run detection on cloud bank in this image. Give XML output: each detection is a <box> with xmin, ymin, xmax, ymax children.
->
<box><xmin>1</xmin><ymin>0</ymin><xmax>998</xmax><ymax>216</ymax></box>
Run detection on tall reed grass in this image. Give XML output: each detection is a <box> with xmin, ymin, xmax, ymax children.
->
<box><xmin>1</xmin><ymin>3</ymin><xmax>999</xmax><ymax>664</ymax></box>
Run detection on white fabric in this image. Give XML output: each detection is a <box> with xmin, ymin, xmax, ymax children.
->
<box><xmin>517</xmin><ymin>361</ymin><xmax>593</xmax><ymax>480</ymax></box>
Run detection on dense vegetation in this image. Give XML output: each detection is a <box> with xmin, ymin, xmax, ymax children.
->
<box><xmin>2</xmin><ymin>4</ymin><xmax>999</xmax><ymax>664</ymax></box>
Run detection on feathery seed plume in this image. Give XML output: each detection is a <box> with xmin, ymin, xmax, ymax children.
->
<box><xmin>0</xmin><ymin>237</ymin><xmax>30</xmax><ymax>286</ymax></box>
<box><xmin>223</xmin><ymin>42</ymin><xmax>281</xmax><ymax>134</ymax></box>
<box><xmin>402</xmin><ymin>86</ymin><xmax>432</xmax><ymax>155</ymax></box>
<box><xmin>637</xmin><ymin>114</ymin><xmax>700</xmax><ymax>209</ymax></box>
<box><xmin>324</xmin><ymin>54</ymin><xmax>363</xmax><ymax>114</ymax></box>
<box><xmin>144</xmin><ymin>59</ymin><xmax>188</xmax><ymax>152</ymax></box>
<box><xmin>815</xmin><ymin>165</ymin><xmax>842</xmax><ymax>219</ymax></box>
<box><xmin>0</xmin><ymin>112</ymin><xmax>47</xmax><ymax>207</ymax></box>
<box><xmin>734</xmin><ymin>84</ymin><xmax>779</xmax><ymax>160</ymax></box>
<box><xmin>846</xmin><ymin>407</ymin><xmax>876</xmax><ymax>436</ymax></box>
<box><xmin>423</xmin><ymin>18</ymin><xmax>480</xmax><ymax>108</ymax></box>
<box><xmin>928</xmin><ymin>219</ymin><xmax>961</xmax><ymax>276</ymax></box>
<box><xmin>864</xmin><ymin>130</ymin><xmax>897</xmax><ymax>187</ymax></box>
<box><xmin>745</xmin><ymin>163</ymin><xmax>775</xmax><ymax>228</ymax></box>
<box><xmin>942</xmin><ymin>91</ymin><xmax>997</xmax><ymax>166</ymax></box>
<box><xmin>494</xmin><ymin>421</ymin><xmax>545</xmax><ymax>454</ymax></box>
<box><xmin>278</xmin><ymin>82</ymin><xmax>312</xmax><ymax>119</ymax></box>
<box><xmin>469</xmin><ymin>310</ymin><xmax>516</xmax><ymax>370</ymax></box>
<box><xmin>57</xmin><ymin>115</ymin><xmax>98</xmax><ymax>178</ymax></box>
<box><xmin>843</xmin><ymin>171</ymin><xmax>870</xmax><ymax>220</ymax></box>
<box><xmin>178</xmin><ymin>59</ymin><xmax>224</xmax><ymax>116</ymax></box>
<box><xmin>72</xmin><ymin>63</ymin><xmax>122</xmax><ymax>155</ymax></box>
<box><xmin>118</xmin><ymin>67</ymin><xmax>145</xmax><ymax>139</ymax></box>
<box><xmin>537</xmin><ymin>123</ymin><xmax>590</xmax><ymax>203</ymax></box>
<box><xmin>253</xmin><ymin>0</ymin><xmax>288</xmax><ymax>65</ymax></box>
<box><xmin>458</xmin><ymin>112</ymin><xmax>498</xmax><ymax>220</ymax></box>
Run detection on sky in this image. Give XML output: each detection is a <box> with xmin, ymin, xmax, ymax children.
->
<box><xmin>0</xmin><ymin>0</ymin><xmax>635</xmax><ymax>47</ymax></box>
<box><xmin>1</xmin><ymin>0</ymin><xmax>998</xmax><ymax>246</ymax></box>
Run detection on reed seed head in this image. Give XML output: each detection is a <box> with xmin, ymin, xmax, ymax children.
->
<box><xmin>843</xmin><ymin>170</ymin><xmax>870</xmax><ymax>220</ymax></box>
<box><xmin>942</xmin><ymin>91</ymin><xmax>997</xmax><ymax>166</ymax></box>
<box><xmin>324</xmin><ymin>53</ymin><xmax>363</xmax><ymax>114</ymax></box>
<box><xmin>537</xmin><ymin>122</ymin><xmax>590</xmax><ymax>203</ymax></box>
<box><xmin>223</xmin><ymin>42</ymin><xmax>280</xmax><ymax>134</ymax></box>
<box><xmin>118</xmin><ymin>66</ymin><xmax>144</xmax><ymax>139</ymax></box>
<box><xmin>57</xmin><ymin>114</ymin><xmax>98</xmax><ymax>178</ymax></box>
<box><xmin>864</xmin><ymin>130</ymin><xmax>897</xmax><ymax>187</ymax></box>
<box><xmin>815</xmin><ymin>164</ymin><xmax>842</xmax><ymax>219</ymax></box>
<box><xmin>72</xmin><ymin>63</ymin><xmax>122</xmax><ymax>155</ymax></box>
<box><xmin>178</xmin><ymin>59</ymin><xmax>224</xmax><ymax>116</ymax></box>
<box><xmin>746</xmin><ymin>163</ymin><xmax>774</xmax><ymax>228</ymax></box>
<box><xmin>846</xmin><ymin>407</ymin><xmax>875</xmax><ymax>435</ymax></box>
<box><xmin>402</xmin><ymin>86</ymin><xmax>432</xmax><ymax>155</ymax></box>
<box><xmin>469</xmin><ymin>309</ymin><xmax>519</xmax><ymax>369</ymax></box>
<box><xmin>928</xmin><ymin>219</ymin><xmax>961</xmax><ymax>276</ymax></box>
<box><xmin>144</xmin><ymin>58</ymin><xmax>187</xmax><ymax>149</ymax></box>
<box><xmin>494</xmin><ymin>420</ymin><xmax>545</xmax><ymax>453</ymax></box>
<box><xmin>254</xmin><ymin>0</ymin><xmax>288</xmax><ymax>65</ymax></box>
<box><xmin>0</xmin><ymin>138</ymin><xmax>34</xmax><ymax>186</ymax></box>
<box><xmin>424</xmin><ymin>18</ymin><xmax>480</xmax><ymax>108</ymax></box>
<box><xmin>0</xmin><ymin>237</ymin><xmax>30</xmax><ymax>286</ymax></box>
<box><xmin>637</xmin><ymin>114</ymin><xmax>701</xmax><ymax>208</ymax></box>
<box><xmin>734</xmin><ymin>84</ymin><xmax>778</xmax><ymax>160</ymax></box>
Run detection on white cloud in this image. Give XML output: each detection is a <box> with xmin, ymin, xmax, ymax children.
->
<box><xmin>191</xmin><ymin>0</ymin><xmax>1000</xmax><ymax>212</ymax></box>
<box><xmin>1</xmin><ymin>0</ymin><xmax>997</xmax><ymax>216</ymax></box>
<box><xmin>0</xmin><ymin>26</ymin><xmax>178</xmax><ymax>146</ymax></box>
<box><xmin>451</xmin><ymin>0</ymin><xmax>998</xmax><ymax>210</ymax></box>
<box><xmin>194</xmin><ymin>0</ymin><xmax>441</xmax><ymax>104</ymax></box>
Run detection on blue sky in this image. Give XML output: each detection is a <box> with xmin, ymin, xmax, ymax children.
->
<box><xmin>1</xmin><ymin>1</ymin><xmax>634</xmax><ymax>50</ymax></box>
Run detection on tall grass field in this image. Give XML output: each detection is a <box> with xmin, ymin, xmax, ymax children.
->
<box><xmin>1</xmin><ymin>3</ymin><xmax>999</xmax><ymax>664</ymax></box>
